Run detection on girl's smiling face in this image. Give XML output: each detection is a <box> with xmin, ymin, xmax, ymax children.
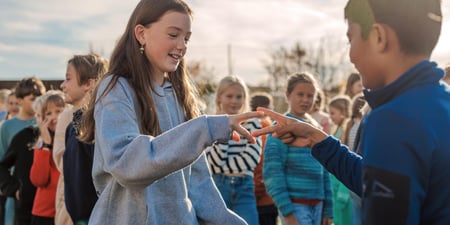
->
<box><xmin>60</xmin><ymin>63</ymin><xmax>91</xmax><ymax>108</ymax></box>
<box><xmin>138</xmin><ymin>10</ymin><xmax>192</xmax><ymax>81</ymax></box>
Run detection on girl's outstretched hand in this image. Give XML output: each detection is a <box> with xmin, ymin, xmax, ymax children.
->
<box><xmin>228</xmin><ymin>111</ymin><xmax>265</xmax><ymax>143</ymax></box>
<box><xmin>252</xmin><ymin>107</ymin><xmax>328</xmax><ymax>148</ymax></box>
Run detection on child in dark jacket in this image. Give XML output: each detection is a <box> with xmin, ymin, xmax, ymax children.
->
<box><xmin>59</xmin><ymin>53</ymin><xmax>108</xmax><ymax>224</ymax></box>
<box><xmin>0</xmin><ymin>125</ymin><xmax>39</xmax><ymax>225</ymax></box>
<box><xmin>0</xmin><ymin>77</ymin><xmax>46</xmax><ymax>225</ymax></box>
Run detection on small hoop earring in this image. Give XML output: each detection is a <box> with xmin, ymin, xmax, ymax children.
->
<box><xmin>139</xmin><ymin>44</ymin><xmax>144</xmax><ymax>54</ymax></box>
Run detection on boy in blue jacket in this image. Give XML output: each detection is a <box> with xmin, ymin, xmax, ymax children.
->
<box><xmin>253</xmin><ymin>0</ymin><xmax>449</xmax><ymax>224</ymax></box>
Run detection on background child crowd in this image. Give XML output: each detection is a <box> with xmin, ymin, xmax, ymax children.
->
<box><xmin>0</xmin><ymin>0</ymin><xmax>449</xmax><ymax>225</ymax></box>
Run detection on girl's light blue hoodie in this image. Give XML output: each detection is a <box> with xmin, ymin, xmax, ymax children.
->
<box><xmin>89</xmin><ymin>76</ymin><xmax>247</xmax><ymax>225</ymax></box>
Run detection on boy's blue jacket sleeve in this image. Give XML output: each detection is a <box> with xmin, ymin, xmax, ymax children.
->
<box><xmin>311</xmin><ymin>136</ymin><xmax>362</xmax><ymax>196</ymax></box>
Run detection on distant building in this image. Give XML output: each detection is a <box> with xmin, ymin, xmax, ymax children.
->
<box><xmin>0</xmin><ymin>80</ymin><xmax>63</xmax><ymax>91</ymax></box>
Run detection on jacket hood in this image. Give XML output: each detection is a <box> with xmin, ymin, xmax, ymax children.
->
<box><xmin>364</xmin><ymin>60</ymin><xmax>444</xmax><ymax>109</ymax></box>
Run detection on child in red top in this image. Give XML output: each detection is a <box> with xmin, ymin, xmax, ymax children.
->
<box><xmin>250</xmin><ymin>92</ymin><xmax>278</xmax><ymax>225</ymax></box>
<box><xmin>29</xmin><ymin>91</ymin><xmax>66</xmax><ymax>225</ymax></box>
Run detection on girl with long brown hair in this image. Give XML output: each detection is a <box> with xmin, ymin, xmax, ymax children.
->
<box><xmin>78</xmin><ymin>0</ymin><xmax>259</xmax><ymax>224</ymax></box>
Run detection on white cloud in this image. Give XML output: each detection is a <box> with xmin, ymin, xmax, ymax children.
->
<box><xmin>4</xmin><ymin>21</ymin><xmax>42</xmax><ymax>32</ymax></box>
<box><xmin>186</xmin><ymin>0</ymin><xmax>348</xmax><ymax>83</ymax></box>
<box><xmin>0</xmin><ymin>0</ymin><xmax>449</xmax><ymax>84</ymax></box>
<box><xmin>0</xmin><ymin>43</ymin><xmax>17</xmax><ymax>52</ymax></box>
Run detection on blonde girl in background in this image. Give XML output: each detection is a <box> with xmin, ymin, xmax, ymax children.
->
<box><xmin>30</xmin><ymin>91</ymin><xmax>67</xmax><ymax>225</ymax></box>
<box><xmin>206</xmin><ymin>75</ymin><xmax>262</xmax><ymax>225</ymax></box>
<box><xmin>264</xmin><ymin>72</ymin><xmax>333</xmax><ymax>225</ymax></box>
<box><xmin>328</xmin><ymin>96</ymin><xmax>351</xmax><ymax>142</ymax></box>
<box><xmin>328</xmin><ymin>96</ymin><xmax>352</xmax><ymax>225</ymax></box>
<box><xmin>0</xmin><ymin>91</ymin><xmax>53</xmax><ymax>225</ymax></box>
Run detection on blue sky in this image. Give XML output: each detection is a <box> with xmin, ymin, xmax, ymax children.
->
<box><xmin>0</xmin><ymin>0</ymin><xmax>449</xmax><ymax>84</ymax></box>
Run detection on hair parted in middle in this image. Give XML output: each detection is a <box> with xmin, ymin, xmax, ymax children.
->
<box><xmin>79</xmin><ymin>0</ymin><xmax>200</xmax><ymax>143</ymax></box>
<box><xmin>344</xmin><ymin>72</ymin><xmax>361</xmax><ymax>97</ymax></box>
<box><xmin>68</xmin><ymin>54</ymin><xmax>109</xmax><ymax>86</ymax></box>
<box><xmin>286</xmin><ymin>72</ymin><xmax>320</xmax><ymax>95</ymax></box>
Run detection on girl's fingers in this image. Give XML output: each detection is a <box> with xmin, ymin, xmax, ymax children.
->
<box><xmin>236</xmin><ymin>111</ymin><xmax>264</xmax><ymax>122</ymax></box>
<box><xmin>256</xmin><ymin>107</ymin><xmax>286</xmax><ymax>122</ymax></box>
<box><xmin>233</xmin><ymin>124</ymin><xmax>256</xmax><ymax>144</ymax></box>
<box><xmin>232</xmin><ymin>131</ymin><xmax>240</xmax><ymax>142</ymax></box>
<box><xmin>229</xmin><ymin>111</ymin><xmax>264</xmax><ymax>143</ymax></box>
<box><xmin>274</xmin><ymin>122</ymin><xmax>306</xmax><ymax>138</ymax></box>
<box><xmin>252</xmin><ymin>125</ymin><xmax>277</xmax><ymax>137</ymax></box>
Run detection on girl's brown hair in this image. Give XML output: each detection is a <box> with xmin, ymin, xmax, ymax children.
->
<box><xmin>343</xmin><ymin>93</ymin><xmax>366</xmax><ymax>145</ymax></box>
<box><xmin>68</xmin><ymin>54</ymin><xmax>109</xmax><ymax>86</ymax></box>
<box><xmin>286</xmin><ymin>72</ymin><xmax>319</xmax><ymax>95</ymax></box>
<box><xmin>79</xmin><ymin>0</ymin><xmax>199</xmax><ymax>143</ymax></box>
<box><xmin>285</xmin><ymin>72</ymin><xmax>320</xmax><ymax>125</ymax></box>
<box><xmin>250</xmin><ymin>92</ymin><xmax>273</xmax><ymax>111</ymax></box>
<box><xmin>329</xmin><ymin>96</ymin><xmax>351</xmax><ymax>119</ymax></box>
<box><xmin>344</xmin><ymin>73</ymin><xmax>361</xmax><ymax>98</ymax></box>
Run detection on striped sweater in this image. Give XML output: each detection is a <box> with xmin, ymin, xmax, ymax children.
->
<box><xmin>263</xmin><ymin>113</ymin><xmax>333</xmax><ymax>218</ymax></box>
<box><xmin>206</xmin><ymin>118</ymin><xmax>262</xmax><ymax>176</ymax></box>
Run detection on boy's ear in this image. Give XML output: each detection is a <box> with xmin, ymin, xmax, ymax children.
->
<box><xmin>134</xmin><ymin>24</ymin><xmax>146</xmax><ymax>45</ymax></box>
<box><xmin>371</xmin><ymin>23</ymin><xmax>389</xmax><ymax>53</ymax></box>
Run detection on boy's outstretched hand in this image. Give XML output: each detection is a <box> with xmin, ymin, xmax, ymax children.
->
<box><xmin>228</xmin><ymin>111</ymin><xmax>265</xmax><ymax>144</ymax></box>
<box><xmin>252</xmin><ymin>107</ymin><xmax>328</xmax><ymax>148</ymax></box>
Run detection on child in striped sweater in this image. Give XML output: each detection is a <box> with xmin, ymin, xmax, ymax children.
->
<box><xmin>206</xmin><ymin>75</ymin><xmax>262</xmax><ymax>225</ymax></box>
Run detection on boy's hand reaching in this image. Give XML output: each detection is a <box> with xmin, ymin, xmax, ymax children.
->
<box><xmin>252</xmin><ymin>107</ymin><xmax>328</xmax><ymax>148</ymax></box>
<box><xmin>228</xmin><ymin>111</ymin><xmax>264</xmax><ymax>144</ymax></box>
